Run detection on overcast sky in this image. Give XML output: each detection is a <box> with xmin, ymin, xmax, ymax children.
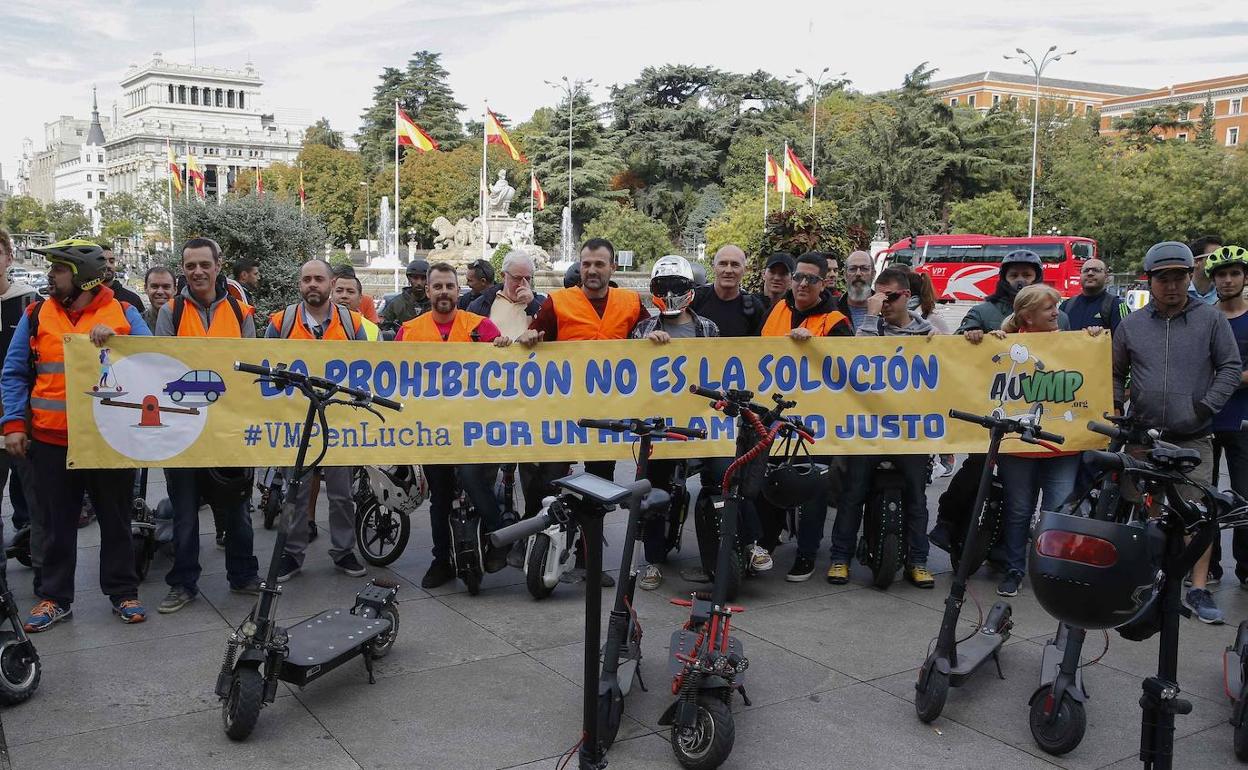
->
<box><xmin>3</xmin><ymin>0</ymin><xmax>1246</xmax><ymax>184</ymax></box>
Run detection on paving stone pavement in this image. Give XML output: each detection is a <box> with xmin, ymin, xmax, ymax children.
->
<box><xmin>1</xmin><ymin>463</ymin><xmax>1244</xmax><ymax>770</ymax></box>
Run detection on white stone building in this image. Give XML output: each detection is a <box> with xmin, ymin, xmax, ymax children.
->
<box><xmin>20</xmin><ymin>108</ymin><xmax>113</xmax><ymax>206</ymax></box>
<box><xmin>105</xmin><ymin>52</ymin><xmax>304</xmax><ymax>199</ymax></box>
<box><xmin>51</xmin><ymin>89</ymin><xmax>109</xmax><ymax>234</ymax></box>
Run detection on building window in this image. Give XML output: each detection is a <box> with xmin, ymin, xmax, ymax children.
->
<box><xmin>1009</xmin><ymin>95</ymin><xmax>1019</xmax><ymax>107</ymax></box>
<box><xmin>1230</xmin><ymin>127</ymin><xmax>1241</xmax><ymax>146</ymax></box>
<box><xmin>968</xmin><ymin>94</ymin><xmax>976</xmax><ymax>108</ymax></box>
<box><xmin>1085</xmin><ymin>104</ymin><xmax>1093</xmax><ymax>116</ymax></box>
<box><xmin>216</xmin><ymin>89</ymin><xmax>223</xmax><ymax>107</ymax></box>
<box><xmin>85</xmin><ymin>174</ymin><xmax>91</xmax><ymax>182</ymax></box>
<box><xmin>992</xmin><ymin>93</ymin><xmax>1000</xmax><ymax>106</ymax></box>
<box><xmin>168</xmin><ymin>84</ymin><xmax>174</xmax><ymax>103</ymax></box>
<box><xmin>227</xmin><ymin>90</ymin><xmax>235</xmax><ymax>108</ymax></box>
<box><xmin>238</xmin><ymin>91</ymin><xmax>245</xmax><ymax>109</ymax></box>
<box><xmin>949</xmin><ymin>97</ymin><xmax>958</xmax><ymax>106</ymax></box>
<box><xmin>190</xmin><ymin>88</ymin><xmax>198</xmax><ymax>105</ymax></box>
<box><xmin>1179</xmin><ymin>108</ymin><xmax>1190</xmax><ymax>121</ymax></box>
<box><xmin>203</xmin><ymin>87</ymin><xmax>211</xmax><ymax>105</ymax></box>
<box><xmin>76</xmin><ymin>128</ymin><xmax>84</xmax><ymax>137</ymax></box>
<box><xmin>86</xmin><ymin>191</ymin><xmax>92</xmax><ymax>199</ymax></box>
<box><xmin>98</xmin><ymin>154</ymin><xmax>103</xmax><ymax>163</ymax></box>
<box><xmin>1067</xmin><ymin>102</ymin><xmax>1075</xmax><ymax>115</ymax></box>
<box><xmin>1233</xmin><ymin>98</ymin><xmax>1243</xmax><ymax>115</ymax></box>
<box><xmin>1177</xmin><ymin>133</ymin><xmax>1188</xmax><ymax>141</ymax></box>
<box><xmin>99</xmin><ymin>191</ymin><xmax>105</xmax><ymax>200</ymax></box>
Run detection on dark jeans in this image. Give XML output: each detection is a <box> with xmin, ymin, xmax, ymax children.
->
<box><xmin>426</xmin><ymin>464</ymin><xmax>501</xmax><ymax>563</ymax></box>
<box><xmin>829</xmin><ymin>454</ymin><xmax>930</xmax><ymax>566</ymax></box>
<box><xmin>32</xmin><ymin>441</ymin><xmax>138</xmax><ymax>607</ymax></box>
<box><xmin>164</xmin><ymin>468</ymin><xmax>258</xmax><ymax>593</ymax></box>
<box><xmin>792</xmin><ymin>456</ymin><xmax>832</xmax><ymax>559</ymax></box>
<box><xmin>518</xmin><ymin>462</ymin><xmax>572</xmax><ymax>518</ymax></box>
<box><xmin>996</xmin><ymin>453</ymin><xmax>1080</xmax><ymax>575</ymax></box>
<box><xmin>1213</xmin><ymin>431</ymin><xmax>1248</xmax><ymax>581</ymax></box>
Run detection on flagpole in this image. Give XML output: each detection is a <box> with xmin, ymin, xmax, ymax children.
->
<box><xmin>166</xmin><ymin>139</ymin><xmax>175</xmax><ymax>250</ymax></box>
<box><xmin>184</xmin><ymin>142</ymin><xmax>191</xmax><ymax>204</ymax></box>
<box><xmin>763</xmin><ymin>151</ymin><xmax>769</xmax><ymax>225</ymax></box>
<box><xmin>781</xmin><ymin>143</ymin><xmax>788</xmax><ymax>213</ymax></box>
<box><xmin>393</xmin><ymin>98</ymin><xmax>400</xmax><ymax>265</ymax></box>
<box><xmin>481</xmin><ymin>101</ymin><xmax>489</xmax><ymax>259</ymax></box>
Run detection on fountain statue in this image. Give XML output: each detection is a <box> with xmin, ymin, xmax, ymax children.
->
<box><xmin>559</xmin><ymin>205</ymin><xmax>574</xmax><ymax>264</ymax></box>
<box><xmin>486</xmin><ymin>170</ymin><xmax>516</xmax><ymax>217</ymax></box>
<box><xmin>370</xmin><ymin>195</ymin><xmax>402</xmax><ymax>269</ymax></box>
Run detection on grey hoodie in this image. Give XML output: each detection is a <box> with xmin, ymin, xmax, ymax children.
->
<box><xmin>855</xmin><ymin>309</ymin><xmax>934</xmax><ymax>337</ymax></box>
<box><xmin>1112</xmin><ymin>297</ymin><xmax>1241</xmax><ymax>438</ymax></box>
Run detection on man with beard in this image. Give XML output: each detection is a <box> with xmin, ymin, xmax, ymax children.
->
<box><xmin>265</xmin><ymin>260</ymin><xmax>368</xmax><ymax>582</ymax></box>
<box><xmin>1060</xmin><ymin>258</ymin><xmax>1129</xmax><ymax>333</ymax></box>
<box><xmin>689</xmin><ymin>244</ymin><xmax>766</xmax><ymax>337</ymax></box>
<box><xmin>101</xmin><ymin>247</ymin><xmax>145</xmax><ymax>311</ymax></box>
<box><xmin>761</xmin><ymin>252</ymin><xmax>796</xmax><ymax>309</ymax></box>
<box><xmin>957</xmin><ymin>250</ymin><xmax>1070</xmax><ymax>337</ymax></box>
<box><xmin>836</xmin><ymin>251</ymin><xmax>874</xmax><ymax>328</ymax></box>
<box><xmin>397</xmin><ymin>262</ymin><xmax>513</xmax><ymax>588</ymax></box>
<box><xmin>380</xmin><ymin>259</ymin><xmax>431</xmax><ymax>330</ymax></box>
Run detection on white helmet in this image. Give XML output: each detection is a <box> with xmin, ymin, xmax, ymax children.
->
<box><xmin>650</xmin><ymin>255</ymin><xmax>695</xmax><ymax>317</ymax></box>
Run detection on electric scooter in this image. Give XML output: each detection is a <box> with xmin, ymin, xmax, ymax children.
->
<box><xmin>216</xmin><ymin>362</ymin><xmax>403</xmax><ymax>741</ymax></box>
<box><xmin>660</xmin><ymin>385</ymin><xmax>814</xmax><ymax>770</ymax></box>
<box><xmin>353</xmin><ymin>464</ymin><xmax>426</xmax><ymax>566</ymax></box>
<box><xmin>490</xmin><ymin>473</ymin><xmax>666</xmax><ymax>770</ymax></box>
<box><xmin>577</xmin><ymin>416</ymin><xmax>705</xmax><ymax>750</ymax></box>
<box><xmin>857</xmin><ymin>459</ymin><xmax>907</xmax><ymax>589</ymax></box>
<box><xmin>448</xmin><ymin>471</ymin><xmax>507</xmax><ymax>595</ymax></box>
<box><xmin>523</xmin><ymin>488</ymin><xmax>582</xmax><ymax>600</ymax></box>
<box><xmin>0</xmin><ymin>561</ymin><xmax>39</xmax><ymax>705</ymax></box>
<box><xmin>914</xmin><ymin>408</ymin><xmax>1065</xmax><ymax>723</ymax></box>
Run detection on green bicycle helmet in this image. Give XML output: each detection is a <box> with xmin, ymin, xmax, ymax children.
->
<box><xmin>1204</xmin><ymin>245</ymin><xmax>1248</xmax><ymax>277</ymax></box>
<box><xmin>30</xmin><ymin>238</ymin><xmax>108</xmax><ymax>291</ymax></box>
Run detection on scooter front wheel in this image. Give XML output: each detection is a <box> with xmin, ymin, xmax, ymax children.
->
<box><xmin>0</xmin><ymin>633</ymin><xmax>40</xmax><ymax>705</ymax></box>
<box><xmin>1028</xmin><ymin>685</ymin><xmax>1086</xmax><ymax>756</ymax></box>
<box><xmin>670</xmin><ymin>694</ymin><xmax>735</xmax><ymax>770</ymax></box>
<box><xmin>915</xmin><ymin>666</ymin><xmax>948</xmax><ymax>723</ymax></box>
<box><xmin>526</xmin><ymin>533</ymin><xmax>556</xmax><ymax>600</ymax></box>
<box><xmin>222</xmin><ymin>666</ymin><xmax>264</xmax><ymax>741</ymax></box>
<box><xmin>1234</xmin><ymin>699</ymin><xmax>1248</xmax><ymax>761</ymax></box>
<box><xmin>132</xmin><ymin>532</ymin><xmax>155</xmax><ymax>581</ymax></box>
<box><xmin>597</xmin><ymin>681</ymin><xmax>625</xmax><ymax>750</ymax></box>
<box><xmin>369</xmin><ymin>604</ymin><xmax>400</xmax><ymax>660</ymax></box>
<box><xmin>355</xmin><ymin>502</ymin><xmax>410</xmax><ymax>566</ymax></box>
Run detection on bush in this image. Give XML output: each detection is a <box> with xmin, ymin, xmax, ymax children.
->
<box><xmin>950</xmin><ymin>191</ymin><xmax>1028</xmax><ymax>236</ymax></box>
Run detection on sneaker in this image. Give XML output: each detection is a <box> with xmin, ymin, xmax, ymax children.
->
<box><xmin>638</xmin><ymin>564</ymin><xmax>663</xmax><ymax>591</ymax></box>
<box><xmin>558</xmin><ymin>568</ymin><xmax>615</xmax><ymax>587</ymax></box>
<box><xmin>600</xmin><ymin>572</ymin><xmax>616</xmax><ymax>588</ymax></box>
<box><xmin>420</xmin><ymin>560</ymin><xmax>455</xmax><ymax>589</ymax></box>
<box><xmin>749</xmin><ymin>544</ymin><xmax>774</xmax><ymax>572</ymax></box>
<box><xmin>825</xmin><ymin>562</ymin><xmax>849</xmax><ymax>585</ymax></box>
<box><xmin>786</xmin><ymin>555</ymin><xmax>816</xmax><ymax>582</ymax></box>
<box><xmin>276</xmin><ymin>553</ymin><xmax>301</xmax><ymax>582</ymax></box>
<box><xmin>939</xmin><ymin>459</ymin><xmax>955</xmax><ymax>477</ymax></box>
<box><xmin>158</xmin><ymin>587</ymin><xmax>195</xmax><ymax>614</ymax></box>
<box><xmin>997</xmin><ymin>570</ymin><xmax>1023</xmax><ymax>597</ymax></box>
<box><xmin>907</xmin><ymin>564</ymin><xmax>936</xmax><ymax>589</ymax></box>
<box><xmin>23</xmin><ymin>600</ymin><xmax>71</xmax><ymax>633</ymax></box>
<box><xmin>112</xmin><ymin>598</ymin><xmax>147</xmax><ymax>624</ymax></box>
<box><xmin>929</xmin><ymin>462</ymin><xmax>947</xmax><ymax>484</ymax></box>
<box><xmin>678</xmin><ymin>565</ymin><xmax>713</xmax><ymax>583</ymax></box>
<box><xmin>215</xmin><ymin>531</ymin><xmax>226</xmax><ymax>550</ymax></box>
<box><xmin>1184</xmin><ymin>588</ymin><xmax>1225</xmax><ymax>625</ymax></box>
<box><xmin>506</xmin><ymin>540</ymin><xmax>526</xmax><ymax>569</ymax></box>
<box><xmin>230</xmin><ymin>579</ymin><xmax>262</xmax><ymax>595</ymax></box>
<box><xmin>334</xmin><ymin>553</ymin><xmax>367</xmax><ymax>578</ymax></box>
<box><xmin>308</xmin><ymin>521</ymin><xmax>319</xmax><ymax>542</ymax></box>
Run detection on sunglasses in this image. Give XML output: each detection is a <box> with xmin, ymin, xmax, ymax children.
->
<box><xmin>792</xmin><ymin>273</ymin><xmax>823</xmax><ymax>285</ymax></box>
<box><xmin>881</xmin><ymin>290</ymin><xmax>908</xmax><ymax>302</ymax></box>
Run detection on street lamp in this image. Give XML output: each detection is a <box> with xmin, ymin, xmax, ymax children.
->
<box><xmin>793</xmin><ymin>67</ymin><xmax>845</xmax><ymax>206</ymax></box>
<box><xmin>544</xmin><ymin>76</ymin><xmax>594</xmax><ymax>231</ymax></box>
<box><xmin>1004</xmin><ymin>45</ymin><xmax>1076</xmax><ymax>236</ymax></box>
<box><xmin>359</xmin><ymin>181</ymin><xmax>371</xmax><ymax>258</ymax></box>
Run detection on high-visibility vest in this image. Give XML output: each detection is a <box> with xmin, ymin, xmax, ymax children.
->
<box><xmin>171</xmin><ymin>294</ymin><xmax>253</xmax><ymax>338</ymax></box>
<box><xmin>761</xmin><ymin>302</ymin><xmax>848</xmax><ymax>337</ymax></box>
<box><xmin>270</xmin><ymin>303</ymin><xmax>360</xmax><ymax>340</ymax></box>
<box><xmin>30</xmin><ymin>295</ymin><xmax>131</xmax><ymax>440</ymax></box>
<box><xmin>399</xmin><ymin>310</ymin><xmax>488</xmax><ymax>342</ymax></box>
<box><xmin>548</xmin><ymin>287</ymin><xmax>642</xmax><ymax>340</ymax></box>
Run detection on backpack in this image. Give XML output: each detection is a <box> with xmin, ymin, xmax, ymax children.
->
<box><xmin>277</xmin><ymin>303</ymin><xmax>358</xmax><ymax>340</ymax></box>
<box><xmin>170</xmin><ymin>294</ymin><xmax>245</xmax><ymax>335</ymax></box>
<box><xmin>1060</xmin><ymin>292</ymin><xmax>1118</xmax><ymax>328</ymax></box>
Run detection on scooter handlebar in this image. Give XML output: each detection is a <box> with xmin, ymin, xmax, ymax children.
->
<box><xmin>575</xmin><ymin>418</ymin><xmax>706</xmax><ymax>440</ymax></box>
<box><xmin>1028</xmin><ymin>428</ymin><xmax>1066</xmax><ymax>445</ymax></box>
<box><xmin>948</xmin><ymin>408</ymin><xmax>993</xmax><ymax>428</ymax></box>
<box><xmin>1085</xmin><ymin>450</ymin><xmax>1126</xmax><ymax>471</ymax></box>
<box><xmin>488</xmin><ymin>512</ymin><xmax>551</xmax><ymax>548</ymax></box>
<box><xmin>1088</xmin><ymin>420</ymin><xmax>1121</xmax><ymax>441</ymax></box>
<box><xmin>234</xmin><ymin>361</ymin><xmax>401</xmax><ymax>412</ymax></box>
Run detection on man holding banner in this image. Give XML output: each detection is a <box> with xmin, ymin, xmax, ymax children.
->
<box><xmin>153</xmin><ymin>238</ymin><xmax>261</xmax><ymax>614</ymax></box>
<box><xmin>396</xmin><ymin>262</ymin><xmax>513</xmax><ymax>588</ymax></box>
<box><xmin>265</xmin><ymin>260</ymin><xmax>369</xmax><ymax>582</ymax></box>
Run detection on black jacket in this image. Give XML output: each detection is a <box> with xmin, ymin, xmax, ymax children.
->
<box><xmin>110</xmin><ymin>279</ymin><xmax>146</xmax><ymax>312</ymax></box>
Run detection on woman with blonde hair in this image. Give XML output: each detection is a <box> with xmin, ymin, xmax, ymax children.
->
<box><xmin>968</xmin><ymin>282</ymin><xmax>1102</xmax><ymax>596</ymax></box>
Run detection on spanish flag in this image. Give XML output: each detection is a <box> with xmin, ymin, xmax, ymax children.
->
<box><xmin>167</xmin><ymin>144</ymin><xmax>184</xmax><ymax>195</ymax></box>
<box><xmin>187</xmin><ymin>152</ymin><xmax>205</xmax><ymax>199</ymax></box>
<box><xmin>531</xmin><ymin>172</ymin><xmax>546</xmax><ymax>211</ymax></box>
<box><xmin>784</xmin><ymin>146</ymin><xmax>816</xmax><ymax>198</ymax></box>
<box><xmin>486</xmin><ymin>110</ymin><xmax>524</xmax><ymax>162</ymax></box>
<box><xmin>299</xmin><ymin>165</ymin><xmax>306</xmax><ymax>212</ymax></box>
<box><xmin>397</xmin><ymin>108</ymin><xmax>438</xmax><ymax>152</ymax></box>
<box><xmin>256</xmin><ymin>166</ymin><xmax>264</xmax><ymax>198</ymax></box>
<box><xmin>765</xmin><ymin>152</ymin><xmax>781</xmax><ymax>192</ymax></box>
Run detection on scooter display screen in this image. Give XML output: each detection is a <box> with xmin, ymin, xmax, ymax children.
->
<box><xmin>555</xmin><ymin>473</ymin><xmax>631</xmax><ymax>504</ymax></box>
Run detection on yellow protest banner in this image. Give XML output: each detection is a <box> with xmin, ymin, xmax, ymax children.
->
<box><xmin>63</xmin><ymin>332</ymin><xmax>1111</xmax><ymax>469</ymax></box>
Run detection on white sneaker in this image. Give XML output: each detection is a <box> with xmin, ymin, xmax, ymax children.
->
<box><xmin>749</xmin><ymin>544</ymin><xmax>774</xmax><ymax>572</ymax></box>
<box><xmin>638</xmin><ymin>564</ymin><xmax>662</xmax><ymax>591</ymax></box>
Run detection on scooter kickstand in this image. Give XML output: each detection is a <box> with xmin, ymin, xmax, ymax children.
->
<box><xmin>992</xmin><ymin>651</ymin><xmax>1005</xmax><ymax>681</ymax></box>
<box><xmin>636</xmin><ymin>666</ymin><xmax>648</xmax><ymax>693</ymax></box>
<box><xmin>364</xmin><ymin>651</ymin><xmax>376</xmax><ymax>685</ymax></box>
<box><xmin>738</xmin><ymin>683</ymin><xmax>752</xmax><ymax>707</ymax></box>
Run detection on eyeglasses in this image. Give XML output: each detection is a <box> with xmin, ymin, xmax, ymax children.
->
<box><xmin>1081</xmin><ymin>267</ymin><xmax>1106</xmax><ymax>274</ymax></box>
<box><xmin>881</xmin><ymin>290</ymin><xmax>909</xmax><ymax>302</ymax></box>
<box><xmin>846</xmin><ymin>265</ymin><xmax>873</xmax><ymax>274</ymax></box>
<box><xmin>792</xmin><ymin>273</ymin><xmax>823</xmax><ymax>286</ymax></box>
<box><xmin>503</xmin><ymin>271</ymin><xmax>533</xmax><ymax>283</ymax></box>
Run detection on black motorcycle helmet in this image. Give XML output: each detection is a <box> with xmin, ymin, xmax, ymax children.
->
<box><xmin>199</xmin><ymin>467</ymin><xmax>255</xmax><ymax>509</ymax></box>
<box><xmin>1029</xmin><ymin>510</ymin><xmax>1160</xmax><ymax>631</ymax></box>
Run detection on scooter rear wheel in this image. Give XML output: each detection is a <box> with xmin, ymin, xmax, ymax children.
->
<box><xmin>355</xmin><ymin>502</ymin><xmax>410</xmax><ymax>566</ymax></box>
<box><xmin>369</xmin><ymin>604</ymin><xmax>400</xmax><ymax>660</ymax></box>
<box><xmin>526</xmin><ymin>533</ymin><xmax>556</xmax><ymax>600</ymax></box>
<box><xmin>670</xmin><ymin>694</ymin><xmax>735</xmax><ymax>770</ymax></box>
<box><xmin>222</xmin><ymin>666</ymin><xmax>264</xmax><ymax>741</ymax></box>
<box><xmin>1028</xmin><ymin>685</ymin><xmax>1086</xmax><ymax>756</ymax></box>
<box><xmin>132</xmin><ymin>532</ymin><xmax>155</xmax><ymax>582</ymax></box>
<box><xmin>0</xmin><ymin>632</ymin><xmax>40</xmax><ymax>705</ymax></box>
<box><xmin>871</xmin><ymin>531</ymin><xmax>901</xmax><ymax>590</ymax></box>
<box><xmin>915</xmin><ymin>667</ymin><xmax>948</xmax><ymax>723</ymax></box>
<box><xmin>1234</xmin><ymin>704</ymin><xmax>1248</xmax><ymax>761</ymax></box>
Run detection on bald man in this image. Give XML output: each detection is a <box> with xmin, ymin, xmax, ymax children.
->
<box><xmin>1059</xmin><ymin>258</ymin><xmax>1130</xmax><ymax>333</ymax></box>
<box><xmin>689</xmin><ymin>244</ymin><xmax>766</xmax><ymax>337</ymax></box>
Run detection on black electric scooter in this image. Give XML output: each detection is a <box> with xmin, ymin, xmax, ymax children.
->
<box><xmin>216</xmin><ymin>362</ymin><xmax>403</xmax><ymax>741</ymax></box>
<box><xmin>577</xmin><ymin>416</ymin><xmax>705</xmax><ymax>750</ymax></box>
<box><xmin>857</xmin><ymin>459</ymin><xmax>907</xmax><ymax>589</ymax></box>
<box><xmin>0</xmin><ymin>562</ymin><xmax>40</xmax><ymax>704</ymax></box>
<box><xmin>914</xmin><ymin>408</ymin><xmax>1065</xmax><ymax>723</ymax></box>
<box><xmin>489</xmin><ymin>473</ymin><xmax>666</xmax><ymax>770</ymax></box>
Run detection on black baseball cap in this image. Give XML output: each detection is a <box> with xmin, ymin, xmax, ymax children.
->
<box><xmin>765</xmin><ymin>252</ymin><xmax>796</xmax><ymax>273</ymax></box>
<box><xmin>406</xmin><ymin>259</ymin><xmax>429</xmax><ymax>275</ymax></box>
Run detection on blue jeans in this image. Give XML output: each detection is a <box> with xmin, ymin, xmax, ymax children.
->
<box><xmin>829</xmin><ymin>455</ymin><xmax>930</xmax><ymax>566</ymax></box>
<box><xmin>996</xmin><ymin>454</ymin><xmax>1080</xmax><ymax>575</ymax></box>
<box><xmin>165</xmin><ymin>468</ymin><xmax>258</xmax><ymax>593</ymax></box>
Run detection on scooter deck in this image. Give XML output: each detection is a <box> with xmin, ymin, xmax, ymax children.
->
<box><xmin>950</xmin><ymin>630</ymin><xmax>1007</xmax><ymax>686</ymax></box>
<box><xmin>667</xmin><ymin>628</ymin><xmax>745</xmax><ymax>683</ymax></box>
<box><xmin>280</xmin><ymin>608</ymin><xmax>392</xmax><ymax>686</ymax></box>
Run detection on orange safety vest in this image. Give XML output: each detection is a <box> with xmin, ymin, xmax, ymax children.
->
<box><xmin>30</xmin><ymin>293</ymin><xmax>132</xmax><ymax>442</ymax></box>
<box><xmin>399</xmin><ymin>310</ymin><xmax>487</xmax><ymax>342</ymax></box>
<box><xmin>761</xmin><ymin>302</ymin><xmax>848</xmax><ymax>338</ymax></box>
<box><xmin>548</xmin><ymin>287</ymin><xmax>642</xmax><ymax>341</ymax></box>
<box><xmin>270</xmin><ymin>303</ymin><xmax>361</xmax><ymax>340</ymax></box>
<box><xmin>171</xmin><ymin>294</ymin><xmax>254</xmax><ymax>338</ymax></box>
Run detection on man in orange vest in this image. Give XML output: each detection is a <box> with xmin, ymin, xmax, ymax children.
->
<box><xmin>760</xmin><ymin>252</ymin><xmax>852</xmax><ymax>584</ymax></box>
<box><xmin>153</xmin><ymin>237</ymin><xmax>260</xmax><ymax>613</ymax></box>
<box><xmin>264</xmin><ymin>259</ymin><xmax>369</xmax><ymax>582</ymax></box>
<box><xmin>1</xmin><ymin>239</ymin><xmax>149</xmax><ymax>631</ymax></box>
<box><xmin>395</xmin><ymin>262</ymin><xmax>513</xmax><ymax>587</ymax></box>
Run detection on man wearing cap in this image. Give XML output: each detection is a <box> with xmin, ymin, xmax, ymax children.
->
<box><xmin>762</xmin><ymin>252</ymin><xmax>795</xmax><ymax>309</ymax></box>
<box><xmin>458</xmin><ymin>259</ymin><xmax>495</xmax><ymax>310</ymax></box>
<box><xmin>1113</xmin><ymin>241</ymin><xmax>1242</xmax><ymax>624</ymax></box>
<box><xmin>380</xmin><ymin>259</ymin><xmax>431</xmax><ymax>331</ymax></box>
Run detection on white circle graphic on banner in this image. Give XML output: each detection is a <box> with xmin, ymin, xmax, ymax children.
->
<box><xmin>90</xmin><ymin>352</ymin><xmax>216</xmax><ymax>461</ymax></box>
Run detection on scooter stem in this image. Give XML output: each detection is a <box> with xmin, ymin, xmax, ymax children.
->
<box><xmin>602</xmin><ymin>434</ymin><xmax>653</xmax><ymax>679</ymax></box>
<box><xmin>580</xmin><ymin>510</ymin><xmax>607</xmax><ymax>768</ymax></box>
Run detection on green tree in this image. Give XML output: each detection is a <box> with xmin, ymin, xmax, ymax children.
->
<box><xmin>582</xmin><ymin>205</ymin><xmax>674</xmax><ymax>266</ymax></box>
<box><xmin>173</xmin><ymin>196</ymin><xmax>326</xmax><ymax>314</ymax></box>
<box><xmin>1</xmin><ymin>195</ymin><xmax>49</xmax><ymax>233</ymax></box>
<box><xmin>680</xmin><ymin>184</ymin><xmax>726</xmax><ymax>252</ymax></box>
<box><xmin>356</xmin><ymin>51</ymin><xmax>467</xmax><ymax>171</ymax></box>
<box><xmin>1112</xmin><ymin>102</ymin><xmax>1196</xmax><ymax>146</ymax></box>
<box><xmin>949</xmin><ymin>191</ymin><xmax>1028</xmax><ymax>236</ymax></box>
<box><xmin>297</xmin><ymin>144</ymin><xmax>366</xmax><ymax>247</ymax></box>
<box><xmin>304</xmin><ymin>117</ymin><xmax>344</xmax><ymax>149</ymax></box>
<box><xmin>45</xmin><ymin>200</ymin><xmax>92</xmax><ymax>239</ymax></box>
<box><xmin>97</xmin><ymin>191</ymin><xmax>162</xmax><ymax>242</ymax></box>
<box><xmin>704</xmin><ymin>194</ymin><xmax>766</xmax><ymax>258</ymax></box>
<box><xmin>1196</xmin><ymin>92</ymin><xmax>1216</xmax><ymax>147</ymax></box>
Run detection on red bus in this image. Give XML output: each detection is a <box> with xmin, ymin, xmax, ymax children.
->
<box><xmin>875</xmin><ymin>234</ymin><xmax>1096</xmax><ymax>301</ymax></box>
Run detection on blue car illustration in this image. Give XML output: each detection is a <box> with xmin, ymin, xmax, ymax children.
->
<box><xmin>163</xmin><ymin>370</ymin><xmax>226</xmax><ymax>403</ymax></box>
